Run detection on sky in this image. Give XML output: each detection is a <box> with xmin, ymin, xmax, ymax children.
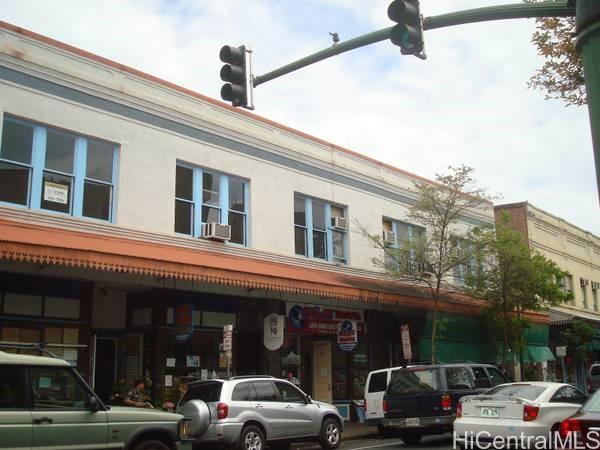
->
<box><xmin>2</xmin><ymin>0</ymin><xmax>599</xmax><ymax>235</ymax></box>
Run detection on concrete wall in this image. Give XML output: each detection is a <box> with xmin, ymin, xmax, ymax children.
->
<box><xmin>0</xmin><ymin>27</ymin><xmax>495</xmax><ymax>273</ymax></box>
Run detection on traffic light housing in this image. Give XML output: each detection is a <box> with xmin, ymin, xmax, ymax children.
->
<box><xmin>388</xmin><ymin>0</ymin><xmax>424</xmax><ymax>55</ymax></box>
<box><xmin>219</xmin><ymin>45</ymin><xmax>249</xmax><ymax>108</ymax></box>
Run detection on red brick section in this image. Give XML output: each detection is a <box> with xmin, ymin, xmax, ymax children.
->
<box><xmin>495</xmin><ymin>202</ymin><xmax>530</xmax><ymax>243</ymax></box>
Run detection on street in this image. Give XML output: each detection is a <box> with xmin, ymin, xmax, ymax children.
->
<box><xmin>293</xmin><ymin>434</ymin><xmax>454</xmax><ymax>450</ymax></box>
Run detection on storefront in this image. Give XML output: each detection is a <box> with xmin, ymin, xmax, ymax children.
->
<box><xmin>280</xmin><ymin>302</ymin><xmax>369</xmax><ymax>417</ymax></box>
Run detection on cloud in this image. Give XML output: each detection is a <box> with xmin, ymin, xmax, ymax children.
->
<box><xmin>2</xmin><ymin>0</ymin><xmax>598</xmax><ymax>234</ymax></box>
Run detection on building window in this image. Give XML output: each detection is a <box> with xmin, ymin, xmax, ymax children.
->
<box><xmin>174</xmin><ymin>164</ymin><xmax>248</xmax><ymax>246</ymax></box>
<box><xmin>593</xmin><ymin>283</ymin><xmax>599</xmax><ymax>312</ymax></box>
<box><xmin>453</xmin><ymin>240</ymin><xmax>475</xmax><ymax>285</ymax></box>
<box><xmin>561</xmin><ymin>274</ymin><xmax>575</xmax><ymax>305</ymax></box>
<box><xmin>294</xmin><ymin>195</ymin><xmax>347</xmax><ymax>263</ymax></box>
<box><xmin>0</xmin><ymin>116</ymin><xmax>117</xmax><ymax>221</ymax></box>
<box><xmin>382</xmin><ymin>218</ymin><xmax>425</xmax><ymax>272</ymax></box>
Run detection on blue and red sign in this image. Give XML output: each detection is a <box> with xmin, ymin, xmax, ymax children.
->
<box><xmin>285</xmin><ymin>302</ymin><xmax>366</xmax><ymax>336</ymax></box>
<box><xmin>174</xmin><ymin>303</ymin><xmax>193</xmax><ymax>343</ymax></box>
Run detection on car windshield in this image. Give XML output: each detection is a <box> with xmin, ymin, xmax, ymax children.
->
<box><xmin>484</xmin><ymin>384</ymin><xmax>547</xmax><ymax>401</ymax></box>
<box><xmin>583</xmin><ymin>391</ymin><xmax>600</xmax><ymax>412</ymax></box>
<box><xmin>387</xmin><ymin>368</ymin><xmax>439</xmax><ymax>395</ymax></box>
<box><xmin>179</xmin><ymin>381</ymin><xmax>222</xmax><ymax>406</ymax></box>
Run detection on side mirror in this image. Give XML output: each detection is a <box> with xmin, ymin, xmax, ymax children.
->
<box><xmin>305</xmin><ymin>395</ymin><xmax>312</xmax><ymax>404</ymax></box>
<box><xmin>87</xmin><ymin>395</ymin><xmax>100</xmax><ymax>412</ymax></box>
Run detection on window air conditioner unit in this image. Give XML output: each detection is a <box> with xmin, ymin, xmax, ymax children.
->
<box><xmin>331</xmin><ymin>216</ymin><xmax>348</xmax><ymax>230</ymax></box>
<box><xmin>383</xmin><ymin>230</ymin><xmax>396</xmax><ymax>244</ymax></box>
<box><xmin>202</xmin><ymin>222</ymin><xmax>231</xmax><ymax>241</ymax></box>
<box><xmin>581</xmin><ymin>278</ymin><xmax>590</xmax><ymax>287</ymax></box>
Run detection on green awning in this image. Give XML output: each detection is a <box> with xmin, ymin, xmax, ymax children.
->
<box><xmin>420</xmin><ymin>338</ymin><xmax>495</xmax><ymax>363</ymax></box>
<box><xmin>420</xmin><ymin>312</ymin><xmax>551</xmax><ymax>364</ymax></box>
<box><xmin>521</xmin><ymin>345</ymin><xmax>555</xmax><ymax>363</ymax></box>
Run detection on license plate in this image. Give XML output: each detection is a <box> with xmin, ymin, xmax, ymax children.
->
<box><xmin>405</xmin><ymin>418</ymin><xmax>420</xmax><ymax>427</ymax></box>
<box><xmin>480</xmin><ymin>407</ymin><xmax>499</xmax><ymax>418</ymax></box>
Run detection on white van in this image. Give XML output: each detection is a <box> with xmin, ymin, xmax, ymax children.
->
<box><xmin>364</xmin><ymin>366</ymin><xmax>403</xmax><ymax>433</ymax></box>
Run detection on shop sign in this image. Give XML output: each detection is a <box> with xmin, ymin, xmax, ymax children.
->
<box><xmin>401</xmin><ymin>324</ymin><xmax>412</xmax><ymax>360</ymax></box>
<box><xmin>174</xmin><ymin>303</ymin><xmax>193</xmax><ymax>343</ymax></box>
<box><xmin>286</xmin><ymin>302</ymin><xmax>366</xmax><ymax>336</ymax></box>
<box><xmin>337</xmin><ymin>320</ymin><xmax>358</xmax><ymax>352</ymax></box>
<box><xmin>555</xmin><ymin>346</ymin><xmax>567</xmax><ymax>357</ymax></box>
<box><xmin>264</xmin><ymin>313</ymin><xmax>285</xmax><ymax>351</ymax></box>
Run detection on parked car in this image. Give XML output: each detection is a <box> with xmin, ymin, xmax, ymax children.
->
<box><xmin>0</xmin><ymin>349</ymin><xmax>196</xmax><ymax>450</ymax></box>
<box><xmin>177</xmin><ymin>375</ymin><xmax>344</xmax><ymax>450</ymax></box>
<box><xmin>455</xmin><ymin>382</ymin><xmax>587</xmax><ymax>448</ymax></box>
<box><xmin>560</xmin><ymin>389</ymin><xmax>600</xmax><ymax>448</ymax></box>
<box><xmin>382</xmin><ymin>363</ymin><xmax>508</xmax><ymax>444</ymax></box>
<box><xmin>364</xmin><ymin>366</ymin><xmax>403</xmax><ymax>433</ymax></box>
<box><xmin>588</xmin><ymin>363</ymin><xmax>600</xmax><ymax>393</ymax></box>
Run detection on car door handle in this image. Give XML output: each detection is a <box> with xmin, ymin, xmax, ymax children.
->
<box><xmin>33</xmin><ymin>417</ymin><xmax>53</xmax><ymax>424</ymax></box>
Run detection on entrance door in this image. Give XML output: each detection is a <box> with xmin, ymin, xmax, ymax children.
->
<box><xmin>94</xmin><ymin>338</ymin><xmax>118</xmax><ymax>403</ymax></box>
<box><xmin>312</xmin><ymin>341</ymin><xmax>332</xmax><ymax>403</ymax></box>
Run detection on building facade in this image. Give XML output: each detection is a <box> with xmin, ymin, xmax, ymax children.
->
<box><xmin>496</xmin><ymin>202</ymin><xmax>600</xmax><ymax>387</ymax></box>
<box><xmin>0</xmin><ymin>22</ymin><xmax>550</xmax><ymax>412</ymax></box>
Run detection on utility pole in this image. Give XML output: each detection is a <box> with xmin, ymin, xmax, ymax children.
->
<box><xmin>575</xmin><ymin>1</ymin><xmax>600</xmax><ymax>201</ymax></box>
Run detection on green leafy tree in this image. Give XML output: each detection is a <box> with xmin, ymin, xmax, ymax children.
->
<box><xmin>526</xmin><ymin>0</ymin><xmax>585</xmax><ymax>106</ymax></box>
<box><xmin>466</xmin><ymin>213</ymin><xmax>573</xmax><ymax>373</ymax></box>
<box><xmin>360</xmin><ymin>165</ymin><xmax>495</xmax><ymax>363</ymax></box>
<box><xmin>561</xmin><ymin>319</ymin><xmax>595</xmax><ymax>359</ymax></box>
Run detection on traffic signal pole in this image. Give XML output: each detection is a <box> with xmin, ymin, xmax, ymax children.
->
<box><xmin>253</xmin><ymin>2</ymin><xmax>574</xmax><ymax>87</ymax></box>
<box><xmin>575</xmin><ymin>0</ymin><xmax>600</xmax><ymax>201</ymax></box>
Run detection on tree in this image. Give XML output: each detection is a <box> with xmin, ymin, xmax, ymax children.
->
<box><xmin>466</xmin><ymin>213</ymin><xmax>573</xmax><ymax>374</ymax></box>
<box><xmin>526</xmin><ymin>0</ymin><xmax>586</xmax><ymax>106</ymax></box>
<box><xmin>361</xmin><ymin>165</ymin><xmax>495</xmax><ymax>363</ymax></box>
<box><xmin>561</xmin><ymin>319</ymin><xmax>595</xmax><ymax>359</ymax></box>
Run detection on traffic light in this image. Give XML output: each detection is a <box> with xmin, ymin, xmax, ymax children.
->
<box><xmin>388</xmin><ymin>0</ymin><xmax>424</xmax><ymax>55</ymax></box>
<box><xmin>219</xmin><ymin>45</ymin><xmax>249</xmax><ymax>108</ymax></box>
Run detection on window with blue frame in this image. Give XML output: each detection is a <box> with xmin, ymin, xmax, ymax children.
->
<box><xmin>175</xmin><ymin>164</ymin><xmax>248</xmax><ymax>245</ymax></box>
<box><xmin>453</xmin><ymin>240</ymin><xmax>475</xmax><ymax>284</ymax></box>
<box><xmin>0</xmin><ymin>116</ymin><xmax>117</xmax><ymax>221</ymax></box>
<box><xmin>382</xmin><ymin>218</ymin><xmax>425</xmax><ymax>270</ymax></box>
<box><xmin>294</xmin><ymin>195</ymin><xmax>347</xmax><ymax>264</ymax></box>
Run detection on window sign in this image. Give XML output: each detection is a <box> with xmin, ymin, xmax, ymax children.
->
<box><xmin>43</xmin><ymin>181</ymin><xmax>69</xmax><ymax>204</ymax></box>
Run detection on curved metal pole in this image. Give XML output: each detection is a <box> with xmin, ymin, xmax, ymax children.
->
<box><xmin>253</xmin><ymin>2</ymin><xmax>574</xmax><ymax>87</ymax></box>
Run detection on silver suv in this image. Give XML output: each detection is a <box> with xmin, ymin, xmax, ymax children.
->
<box><xmin>177</xmin><ymin>375</ymin><xmax>343</xmax><ymax>450</ymax></box>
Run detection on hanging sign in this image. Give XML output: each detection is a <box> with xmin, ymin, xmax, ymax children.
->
<box><xmin>174</xmin><ymin>303</ymin><xmax>193</xmax><ymax>343</ymax></box>
<box><xmin>337</xmin><ymin>320</ymin><xmax>358</xmax><ymax>352</ymax></box>
<box><xmin>264</xmin><ymin>313</ymin><xmax>285</xmax><ymax>351</ymax></box>
<box><xmin>223</xmin><ymin>324</ymin><xmax>233</xmax><ymax>352</ymax></box>
<box><xmin>401</xmin><ymin>324</ymin><xmax>412</xmax><ymax>360</ymax></box>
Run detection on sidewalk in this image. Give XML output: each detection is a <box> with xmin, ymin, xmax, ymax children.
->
<box><xmin>343</xmin><ymin>421</ymin><xmax>379</xmax><ymax>440</ymax></box>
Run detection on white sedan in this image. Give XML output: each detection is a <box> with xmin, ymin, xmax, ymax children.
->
<box><xmin>454</xmin><ymin>382</ymin><xmax>588</xmax><ymax>448</ymax></box>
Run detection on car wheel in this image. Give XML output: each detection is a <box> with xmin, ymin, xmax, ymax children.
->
<box><xmin>399</xmin><ymin>432</ymin><xmax>422</xmax><ymax>446</ymax></box>
<box><xmin>319</xmin><ymin>417</ymin><xmax>341</xmax><ymax>450</ymax></box>
<box><xmin>239</xmin><ymin>424</ymin><xmax>266</xmax><ymax>450</ymax></box>
<box><xmin>132</xmin><ymin>439</ymin><xmax>170</xmax><ymax>450</ymax></box>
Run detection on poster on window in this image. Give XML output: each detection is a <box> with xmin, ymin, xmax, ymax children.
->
<box><xmin>264</xmin><ymin>313</ymin><xmax>284</xmax><ymax>351</ymax></box>
<box><xmin>286</xmin><ymin>302</ymin><xmax>366</xmax><ymax>335</ymax></box>
<box><xmin>43</xmin><ymin>181</ymin><xmax>69</xmax><ymax>204</ymax></box>
<box><xmin>337</xmin><ymin>320</ymin><xmax>358</xmax><ymax>352</ymax></box>
<box><xmin>174</xmin><ymin>303</ymin><xmax>193</xmax><ymax>343</ymax></box>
